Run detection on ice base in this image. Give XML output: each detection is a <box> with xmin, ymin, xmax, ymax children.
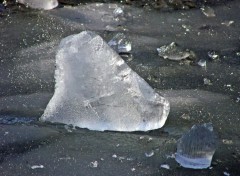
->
<box><xmin>41</xmin><ymin>31</ymin><xmax>170</xmax><ymax>132</ymax></box>
<box><xmin>175</xmin><ymin>153</ymin><xmax>212</xmax><ymax>169</ymax></box>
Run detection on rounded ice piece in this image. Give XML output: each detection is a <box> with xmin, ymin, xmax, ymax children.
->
<box><xmin>175</xmin><ymin>123</ymin><xmax>218</xmax><ymax>169</ymax></box>
<box><xmin>17</xmin><ymin>0</ymin><xmax>58</xmax><ymax>10</ymax></box>
<box><xmin>41</xmin><ymin>31</ymin><xmax>170</xmax><ymax>132</ymax></box>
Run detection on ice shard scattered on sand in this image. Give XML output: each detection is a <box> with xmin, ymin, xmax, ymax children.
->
<box><xmin>41</xmin><ymin>31</ymin><xmax>170</xmax><ymax>132</ymax></box>
<box><xmin>17</xmin><ymin>0</ymin><xmax>58</xmax><ymax>10</ymax></box>
<box><xmin>157</xmin><ymin>42</ymin><xmax>195</xmax><ymax>61</ymax></box>
<box><xmin>175</xmin><ymin>123</ymin><xmax>218</xmax><ymax>169</ymax></box>
<box><xmin>108</xmin><ymin>33</ymin><xmax>132</xmax><ymax>53</ymax></box>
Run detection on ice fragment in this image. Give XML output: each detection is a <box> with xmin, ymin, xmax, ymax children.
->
<box><xmin>41</xmin><ymin>31</ymin><xmax>169</xmax><ymax>132</ymax></box>
<box><xmin>145</xmin><ymin>150</ymin><xmax>154</xmax><ymax>157</ymax></box>
<box><xmin>221</xmin><ymin>21</ymin><xmax>234</xmax><ymax>27</ymax></box>
<box><xmin>197</xmin><ymin>59</ymin><xmax>206</xmax><ymax>67</ymax></box>
<box><xmin>31</xmin><ymin>165</ymin><xmax>44</xmax><ymax>169</ymax></box>
<box><xmin>17</xmin><ymin>0</ymin><xmax>58</xmax><ymax>10</ymax></box>
<box><xmin>175</xmin><ymin>123</ymin><xmax>218</xmax><ymax>169</ymax></box>
<box><xmin>112</xmin><ymin>154</ymin><xmax>117</xmax><ymax>158</ymax></box>
<box><xmin>204</xmin><ymin>78</ymin><xmax>212</xmax><ymax>85</ymax></box>
<box><xmin>157</xmin><ymin>42</ymin><xmax>195</xmax><ymax>61</ymax></box>
<box><xmin>201</xmin><ymin>6</ymin><xmax>215</xmax><ymax>17</ymax></box>
<box><xmin>224</xmin><ymin>171</ymin><xmax>230</xmax><ymax>176</ymax></box>
<box><xmin>108</xmin><ymin>33</ymin><xmax>132</xmax><ymax>53</ymax></box>
<box><xmin>160</xmin><ymin>164</ymin><xmax>170</xmax><ymax>170</ymax></box>
<box><xmin>113</xmin><ymin>7</ymin><xmax>124</xmax><ymax>17</ymax></box>
<box><xmin>90</xmin><ymin>161</ymin><xmax>98</xmax><ymax>168</ymax></box>
<box><xmin>208</xmin><ymin>51</ymin><xmax>219</xmax><ymax>60</ymax></box>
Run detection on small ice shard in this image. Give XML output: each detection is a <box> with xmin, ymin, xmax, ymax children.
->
<box><xmin>145</xmin><ymin>150</ymin><xmax>154</xmax><ymax>157</ymax></box>
<box><xmin>131</xmin><ymin>168</ymin><xmax>136</xmax><ymax>172</ymax></box>
<box><xmin>208</xmin><ymin>51</ymin><xmax>219</xmax><ymax>60</ymax></box>
<box><xmin>157</xmin><ymin>42</ymin><xmax>195</xmax><ymax>61</ymax></box>
<box><xmin>181</xmin><ymin>113</ymin><xmax>190</xmax><ymax>120</ymax></box>
<box><xmin>108</xmin><ymin>33</ymin><xmax>132</xmax><ymax>53</ymax></box>
<box><xmin>182</xmin><ymin>24</ymin><xmax>191</xmax><ymax>32</ymax></box>
<box><xmin>113</xmin><ymin>7</ymin><xmax>124</xmax><ymax>17</ymax></box>
<box><xmin>222</xmin><ymin>139</ymin><xmax>233</xmax><ymax>145</ymax></box>
<box><xmin>201</xmin><ymin>6</ymin><xmax>215</xmax><ymax>17</ymax></box>
<box><xmin>221</xmin><ymin>21</ymin><xmax>234</xmax><ymax>27</ymax></box>
<box><xmin>31</xmin><ymin>165</ymin><xmax>44</xmax><ymax>169</ymax></box>
<box><xmin>223</xmin><ymin>171</ymin><xmax>230</xmax><ymax>176</ymax></box>
<box><xmin>197</xmin><ymin>59</ymin><xmax>206</xmax><ymax>67</ymax></box>
<box><xmin>166</xmin><ymin>154</ymin><xmax>175</xmax><ymax>159</ymax></box>
<box><xmin>112</xmin><ymin>154</ymin><xmax>117</xmax><ymax>158</ymax></box>
<box><xmin>17</xmin><ymin>0</ymin><xmax>58</xmax><ymax>10</ymax></box>
<box><xmin>236</xmin><ymin>97</ymin><xmax>240</xmax><ymax>103</ymax></box>
<box><xmin>90</xmin><ymin>161</ymin><xmax>98</xmax><ymax>168</ymax></box>
<box><xmin>41</xmin><ymin>31</ymin><xmax>169</xmax><ymax>132</ymax></box>
<box><xmin>204</xmin><ymin>78</ymin><xmax>212</xmax><ymax>85</ymax></box>
<box><xmin>160</xmin><ymin>164</ymin><xmax>170</xmax><ymax>170</ymax></box>
<box><xmin>175</xmin><ymin>123</ymin><xmax>218</xmax><ymax>169</ymax></box>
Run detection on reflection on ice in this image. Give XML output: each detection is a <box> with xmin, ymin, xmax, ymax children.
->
<box><xmin>41</xmin><ymin>31</ymin><xmax>169</xmax><ymax>131</ymax></box>
<box><xmin>175</xmin><ymin>123</ymin><xmax>218</xmax><ymax>169</ymax></box>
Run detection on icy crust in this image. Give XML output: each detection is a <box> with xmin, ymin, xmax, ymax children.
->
<box><xmin>41</xmin><ymin>31</ymin><xmax>170</xmax><ymax>131</ymax></box>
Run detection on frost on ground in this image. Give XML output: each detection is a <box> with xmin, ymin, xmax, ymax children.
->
<box><xmin>41</xmin><ymin>31</ymin><xmax>170</xmax><ymax>132</ymax></box>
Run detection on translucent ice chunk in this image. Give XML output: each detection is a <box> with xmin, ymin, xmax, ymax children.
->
<box><xmin>208</xmin><ymin>51</ymin><xmax>219</xmax><ymax>60</ymax></box>
<box><xmin>157</xmin><ymin>42</ymin><xmax>195</xmax><ymax>61</ymax></box>
<box><xmin>175</xmin><ymin>123</ymin><xmax>218</xmax><ymax>169</ymax></box>
<box><xmin>197</xmin><ymin>59</ymin><xmax>206</xmax><ymax>67</ymax></box>
<box><xmin>108</xmin><ymin>33</ymin><xmax>132</xmax><ymax>53</ymax></box>
<box><xmin>17</xmin><ymin>0</ymin><xmax>58</xmax><ymax>10</ymax></box>
<box><xmin>41</xmin><ymin>31</ymin><xmax>170</xmax><ymax>132</ymax></box>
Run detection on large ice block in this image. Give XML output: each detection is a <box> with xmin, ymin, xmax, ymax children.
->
<box><xmin>175</xmin><ymin>123</ymin><xmax>218</xmax><ymax>169</ymax></box>
<box><xmin>40</xmin><ymin>31</ymin><xmax>170</xmax><ymax>131</ymax></box>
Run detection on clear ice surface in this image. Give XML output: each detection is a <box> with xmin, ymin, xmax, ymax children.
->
<box><xmin>175</xmin><ymin>123</ymin><xmax>218</xmax><ymax>169</ymax></box>
<box><xmin>41</xmin><ymin>31</ymin><xmax>170</xmax><ymax>131</ymax></box>
<box><xmin>108</xmin><ymin>33</ymin><xmax>132</xmax><ymax>53</ymax></box>
<box><xmin>17</xmin><ymin>0</ymin><xmax>58</xmax><ymax>10</ymax></box>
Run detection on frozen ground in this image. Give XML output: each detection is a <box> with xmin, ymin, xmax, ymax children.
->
<box><xmin>0</xmin><ymin>0</ymin><xmax>240</xmax><ymax>175</ymax></box>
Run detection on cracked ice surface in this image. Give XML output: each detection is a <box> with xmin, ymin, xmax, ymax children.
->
<box><xmin>41</xmin><ymin>31</ymin><xmax>170</xmax><ymax>131</ymax></box>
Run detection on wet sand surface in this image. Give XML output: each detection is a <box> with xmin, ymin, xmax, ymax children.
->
<box><xmin>0</xmin><ymin>0</ymin><xmax>240</xmax><ymax>175</ymax></box>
